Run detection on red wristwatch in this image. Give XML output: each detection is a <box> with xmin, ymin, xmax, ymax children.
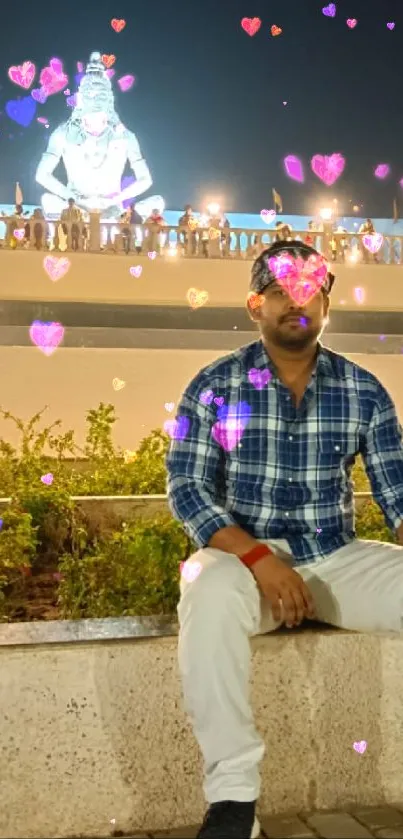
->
<box><xmin>240</xmin><ymin>543</ymin><xmax>273</xmax><ymax>569</ymax></box>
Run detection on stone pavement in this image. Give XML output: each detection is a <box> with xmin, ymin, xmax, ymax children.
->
<box><xmin>96</xmin><ymin>805</ymin><xmax>403</xmax><ymax>838</ymax></box>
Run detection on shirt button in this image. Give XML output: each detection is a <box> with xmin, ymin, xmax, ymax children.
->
<box><xmin>335</xmin><ymin>445</ymin><xmax>340</xmax><ymax>451</ymax></box>
<box><xmin>288</xmin><ymin>477</ymin><xmax>292</xmax><ymax>482</ymax></box>
<box><xmin>288</xmin><ymin>435</ymin><xmax>293</xmax><ymax>441</ymax></box>
<box><xmin>285</xmin><ymin>512</ymin><xmax>289</xmax><ymax>517</ymax></box>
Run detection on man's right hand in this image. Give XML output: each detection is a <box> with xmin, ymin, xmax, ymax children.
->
<box><xmin>250</xmin><ymin>551</ymin><xmax>316</xmax><ymax>628</ymax></box>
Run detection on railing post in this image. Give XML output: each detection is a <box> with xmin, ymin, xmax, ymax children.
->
<box><xmin>88</xmin><ymin>212</ymin><xmax>101</xmax><ymax>252</ymax></box>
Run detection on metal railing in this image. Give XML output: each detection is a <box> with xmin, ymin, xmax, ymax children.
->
<box><xmin>1</xmin><ymin>214</ymin><xmax>403</xmax><ymax>263</ymax></box>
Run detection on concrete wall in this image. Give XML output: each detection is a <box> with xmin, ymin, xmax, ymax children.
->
<box><xmin>2</xmin><ymin>249</ymin><xmax>403</xmax><ymax>310</ymax></box>
<box><xmin>1</xmin><ymin>347</ymin><xmax>403</xmax><ymax>449</ymax></box>
<box><xmin>1</xmin><ymin>626</ymin><xmax>403</xmax><ymax>838</ymax></box>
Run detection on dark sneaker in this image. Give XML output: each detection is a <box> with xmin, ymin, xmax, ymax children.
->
<box><xmin>196</xmin><ymin>800</ymin><xmax>260</xmax><ymax>838</ymax></box>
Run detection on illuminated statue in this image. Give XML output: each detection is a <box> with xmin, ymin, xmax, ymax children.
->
<box><xmin>36</xmin><ymin>51</ymin><xmax>164</xmax><ymax>219</ymax></box>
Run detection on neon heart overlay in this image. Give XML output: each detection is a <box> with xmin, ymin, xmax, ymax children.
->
<box><xmin>271</xmin><ymin>25</ymin><xmax>282</xmax><ymax>36</ymax></box>
<box><xmin>353</xmin><ymin>740</ymin><xmax>367</xmax><ymax>754</ymax></box>
<box><xmin>214</xmin><ymin>396</ymin><xmax>224</xmax><ymax>407</ymax></box>
<box><xmin>247</xmin><ymin>292</ymin><xmax>264</xmax><ymax>311</ymax></box>
<box><xmin>130</xmin><ymin>266</ymin><xmax>142</xmax><ymax>278</ymax></box>
<box><xmin>187</xmin><ymin>288</ymin><xmax>209</xmax><ymax>309</ymax></box>
<box><xmin>241</xmin><ymin>17</ymin><xmax>261</xmax><ymax>36</ymax></box>
<box><xmin>40</xmin><ymin>58</ymin><xmax>68</xmax><ymax>95</ymax></box>
<box><xmin>0</xmin><ymin>519</ymin><xmax>3</xmax><ymax>530</ymax></box>
<box><xmin>260</xmin><ymin>209</ymin><xmax>276</xmax><ymax>224</ymax></box>
<box><xmin>43</xmin><ymin>256</ymin><xmax>70</xmax><ymax>281</ymax></box>
<box><xmin>66</xmin><ymin>94</ymin><xmax>77</xmax><ymax>109</ymax></box>
<box><xmin>13</xmin><ymin>229</ymin><xmax>25</xmax><ymax>240</ymax></box>
<box><xmin>284</xmin><ymin>155</ymin><xmax>304</xmax><ymax>183</ymax></box>
<box><xmin>106</xmin><ymin>69</ymin><xmax>115</xmax><ymax>80</ymax></box>
<box><xmin>212</xmin><ymin>402</ymin><xmax>252</xmax><ymax>452</ymax></box>
<box><xmin>363</xmin><ymin>233</ymin><xmax>383</xmax><ymax>253</ymax></box>
<box><xmin>354</xmin><ymin>287</ymin><xmax>366</xmax><ymax>304</ymax></box>
<box><xmin>311</xmin><ymin>153</ymin><xmax>345</xmax><ymax>186</ymax></box>
<box><xmin>102</xmin><ymin>54</ymin><xmax>116</xmax><ymax>68</ymax></box>
<box><xmin>248</xmin><ymin>368</ymin><xmax>272</xmax><ymax>390</ymax></box>
<box><xmin>118</xmin><ymin>75</ymin><xmax>135</xmax><ymax>92</ymax></box>
<box><xmin>29</xmin><ymin>321</ymin><xmax>64</xmax><ymax>356</ymax></box>
<box><xmin>164</xmin><ymin>416</ymin><xmax>190</xmax><ymax>441</ymax></box>
<box><xmin>8</xmin><ymin>61</ymin><xmax>36</xmax><ymax>89</ymax></box>
<box><xmin>374</xmin><ymin>163</ymin><xmax>390</xmax><ymax>179</ymax></box>
<box><xmin>6</xmin><ymin>96</ymin><xmax>36</xmax><ymax>126</ymax></box>
<box><xmin>31</xmin><ymin>87</ymin><xmax>47</xmax><ymax>104</ymax></box>
<box><xmin>322</xmin><ymin>3</ymin><xmax>336</xmax><ymax>17</ymax></box>
<box><xmin>41</xmin><ymin>473</ymin><xmax>53</xmax><ymax>486</ymax></box>
<box><xmin>387</xmin><ymin>22</ymin><xmax>395</xmax><ymax>30</ymax></box>
<box><xmin>347</xmin><ymin>18</ymin><xmax>357</xmax><ymax>28</ymax></box>
<box><xmin>165</xmin><ymin>402</ymin><xmax>175</xmax><ymax>412</ymax></box>
<box><xmin>268</xmin><ymin>253</ymin><xmax>328</xmax><ymax>305</ymax></box>
<box><xmin>112</xmin><ymin>378</ymin><xmax>126</xmax><ymax>391</ymax></box>
<box><xmin>179</xmin><ymin>560</ymin><xmax>202</xmax><ymax>583</ymax></box>
<box><xmin>111</xmin><ymin>18</ymin><xmax>126</xmax><ymax>32</ymax></box>
<box><xmin>148</xmin><ymin>251</ymin><xmax>156</xmax><ymax>260</ymax></box>
<box><xmin>200</xmin><ymin>389</ymin><xmax>214</xmax><ymax>406</ymax></box>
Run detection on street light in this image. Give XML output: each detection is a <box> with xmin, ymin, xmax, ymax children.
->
<box><xmin>319</xmin><ymin>207</ymin><xmax>333</xmax><ymax>221</ymax></box>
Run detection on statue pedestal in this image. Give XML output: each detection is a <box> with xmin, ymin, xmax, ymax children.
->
<box><xmin>89</xmin><ymin>212</ymin><xmax>101</xmax><ymax>252</ymax></box>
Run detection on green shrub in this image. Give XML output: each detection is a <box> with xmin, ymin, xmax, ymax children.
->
<box><xmin>57</xmin><ymin>514</ymin><xmax>191</xmax><ymax>619</ymax></box>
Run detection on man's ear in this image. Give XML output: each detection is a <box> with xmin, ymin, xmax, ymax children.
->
<box><xmin>246</xmin><ymin>292</ymin><xmax>264</xmax><ymax>321</ymax></box>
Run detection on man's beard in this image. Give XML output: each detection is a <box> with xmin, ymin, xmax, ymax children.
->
<box><xmin>262</xmin><ymin>321</ymin><xmax>325</xmax><ymax>351</ymax></box>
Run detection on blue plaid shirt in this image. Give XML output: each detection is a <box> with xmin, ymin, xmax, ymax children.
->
<box><xmin>166</xmin><ymin>339</ymin><xmax>403</xmax><ymax>564</ymax></box>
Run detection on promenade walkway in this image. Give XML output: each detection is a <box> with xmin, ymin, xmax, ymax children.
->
<box><xmin>76</xmin><ymin>805</ymin><xmax>403</xmax><ymax>837</ymax></box>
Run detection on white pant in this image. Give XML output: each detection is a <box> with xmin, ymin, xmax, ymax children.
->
<box><xmin>177</xmin><ymin>538</ymin><xmax>403</xmax><ymax>804</ymax></box>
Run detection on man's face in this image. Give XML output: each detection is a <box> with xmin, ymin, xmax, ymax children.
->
<box><xmin>247</xmin><ymin>281</ymin><xmax>330</xmax><ymax>352</ymax></box>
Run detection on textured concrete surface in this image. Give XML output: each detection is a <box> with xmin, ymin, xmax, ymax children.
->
<box><xmin>1</xmin><ymin>628</ymin><xmax>403</xmax><ymax>838</ymax></box>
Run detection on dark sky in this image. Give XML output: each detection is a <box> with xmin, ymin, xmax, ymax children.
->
<box><xmin>0</xmin><ymin>0</ymin><xmax>402</xmax><ymax>215</ymax></box>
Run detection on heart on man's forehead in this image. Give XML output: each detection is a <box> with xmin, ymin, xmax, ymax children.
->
<box><xmin>267</xmin><ymin>252</ymin><xmax>329</xmax><ymax>305</ymax></box>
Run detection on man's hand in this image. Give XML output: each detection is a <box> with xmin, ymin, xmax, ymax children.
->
<box><xmin>251</xmin><ymin>551</ymin><xmax>316</xmax><ymax>628</ymax></box>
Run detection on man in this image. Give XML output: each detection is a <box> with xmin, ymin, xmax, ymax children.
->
<box><xmin>359</xmin><ymin>218</ymin><xmax>378</xmax><ymax>264</ymax></box>
<box><xmin>178</xmin><ymin>204</ymin><xmax>197</xmax><ymax>255</ymax></box>
<box><xmin>166</xmin><ymin>240</ymin><xmax>403</xmax><ymax>839</ymax></box>
<box><xmin>60</xmin><ymin>197</ymin><xmax>83</xmax><ymax>251</ymax></box>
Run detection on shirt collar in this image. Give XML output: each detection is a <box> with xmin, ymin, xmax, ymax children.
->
<box><xmin>248</xmin><ymin>339</ymin><xmax>339</xmax><ymax>382</ymax></box>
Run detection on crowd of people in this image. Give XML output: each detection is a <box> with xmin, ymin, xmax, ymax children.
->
<box><xmin>0</xmin><ymin>200</ymin><xmax>384</xmax><ymax>263</ymax></box>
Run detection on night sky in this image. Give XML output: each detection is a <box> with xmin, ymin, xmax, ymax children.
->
<box><xmin>1</xmin><ymin>0</ymin><xmax>402</xmax><ymax>216</ymax></box>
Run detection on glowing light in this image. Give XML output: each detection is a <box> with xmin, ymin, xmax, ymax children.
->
<box><xmin>319</xmin><ymin>207</ymin><xmax>333</xmax><ymax>220</ymax></box>
<box><xmin>207</xmin><ymin>202</ymin><xmax>220</xmax><ymax>216</ymax></box>
<box><xmin>112</xmin><ymin>378</ymin><xmax>126</xmax><ymax>391</ymax></box>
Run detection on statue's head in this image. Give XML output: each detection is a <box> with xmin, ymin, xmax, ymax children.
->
<box><xmin>70</xmin><ymin>52</ymin><xmax>118</xmax><ymax>137</ymax></box>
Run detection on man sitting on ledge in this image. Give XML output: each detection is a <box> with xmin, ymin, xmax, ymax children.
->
<box><xmin>166</xmin><ymin>240</ymin><xmax>403</xmax><ymax>839</ymax></box>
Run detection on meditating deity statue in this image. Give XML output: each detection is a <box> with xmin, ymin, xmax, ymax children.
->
<box><xmin>35</xmin><ymin>51</ymin><xmax>164</xmax><ymax>219</ymax></box>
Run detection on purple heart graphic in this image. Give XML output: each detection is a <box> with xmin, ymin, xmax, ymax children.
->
<box><xmin>118</xmin><ymin>74</ymin><xmax>135</xmax><ymax>92</ymax></box>
<box><xmin>214</xmin><ymin>396</ymin><xmax>224</xmax><ymax>407</ymax></box>
<box><xmin>311</xmin><ymin>153</ymin><xmax>345</xmax><ymax>186</ymax></box>
<box><xmin>31</xmin><ymin>87</ymin><xmax>48</xmax><ymax>104</ymax></box>
<box><xmin>248</xmin><ymin>368</ymin><xmax>272</xmax><ymax>390</ymax></box>
<box><xmin>41</xmin><ymin>472</ymin><xmax>54</xmax><ymax>486</ymax></box>
<box><xmin>163</xmin><ymin>415</ymin><xmax>190</xmax><ymax>441</ymax></box>
<box><xmin>6</xmin><ymin>96</ymin><xmax>36</xmax><ymax>127</ymax></box>
<box><xmin>284</xmin><ymin>155</ymin><xmax>304</xmax><ymax>183</ymax></box>
<box><xmin>387</xmin><ymin>22</ymin><xmax>395</xmax><ymax>30</ymax></box>
<box><xmin>75</xmin><ymin>73</ymin><xmax>84</xmax><ymax>87</ymax></box>
<box><xmin>200</xmin><ymin>389</ymin><xmax>214</xmax><ymax>406</ymax></box>
<box><xmin>212</xmin><ymin>401</ymin><xmax>251</xmax><ymax>451</ymax></box>
<box><xmin>66</xmin><ymin>94</ymin><xmax>77</xmax><ymax>109</ymax></box>
<box><xmin>0</xmin><ymin>518</ymin><xmax>3</xmax><ymax>530</ymax></box>
<box><xmin>29</xmin><ymin>320</ymin><xmax>65</xmax><ymax>356</ymax></box>
<box><xmin>130</xmin><ymin>265</ymin><xmax>142</xmax><ymax>278</ymax></box>
<box><xmin>374</xmin><ymin>163</ymin><xmax>390</xmax><ymax>179</ymax></box>
<box><xmin>322</xmin><ymin>3</ymin><xmax>336</xmax><ymax>17</ymax></box>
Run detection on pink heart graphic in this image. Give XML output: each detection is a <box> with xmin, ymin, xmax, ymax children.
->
<box><xmin>268</xmin><ymin>253</ymin><xmax>328</xmax><ymax>306</ymax></box>
<box><xmin>106</xmin><ymin>69</ymin><xmax>115</xmax><ymax>80</ymax></box>
<box><xmin>148</xmin><ymin>251</ymin><xmax>157</xmax><ymax>260</ymax></box>
<box><xmin>374</xmin><ymin>163</ymin><xmax>390</xmax><ymax>179</ymax></box>
<box><xmin>212</xmin><ymin>417</ymin><xmax>249</xmax><ymax>452</ymax></box>
<box><xmin>43</xmin><ymin>256</ymin><xmax>70</xmax><ymax>281</ymax></box>
<box><xmin>180</xmin><ymin>560</ymin><xmax>202</xmax><ymax>583</ymax></box>
<box><xmin>40</xmin><ymin>58</ymin><xmax>68</xmax><ymax>96</ymax></box>
<box><xmin>118</xmin><ymin>74</ymin><xmax>135</xmax><ymax>92</ymax></box>
<box><xmin>41</xmin><ymin>473</ymin><xmax>54</xmax><ymax>486</ymax></box>
<box><xmin>241</xmin><ymin>17</ymin><xmax>261</xmax><ymax>36</ymax></box>
<box><xmin>347</xmin><ymin>18</ymin><xmax>357</xmax><ymax>28</ymax></box>
<box><xmin>248</xmin><ymin>368</ymin><xmax>272</xmax><ymax>390</ymax></box>
<box><xmin>311</xmin><ymin>153</ymin><xmax>345</xmax><ymax>186</ymax></box>
<box><xmin>31</xmin><ymin>87</ymin><xmax>48</xmax><ymax>104</ymax></box>
<box><xmin>29</xmin><ymin>321</ymin><xmax>65</xmax><ymax>356</ymax></box>
<box><xmin>13</xmin><ymin>229</ymin><xmax>25</xmax><ymax>240</ymax></box>
<box><xmin>284</xmin><ymin>155</ymin><xmax>304</xmax><ymax>183</ymax></box>
<box><xmin>362</xmin><ymin>233</ymin><xmax>383</xmax><ymax>254</ymax></box>
<box><xmin>260</xmin><ymin>209</ymin><xmax>276</xmax><ymax>225</ymax></box>
<box><xmin>353</xmin><ymin>740</ymin><xmax>367</xmax><ymax>754</ymax></box>
<box><xmin>130</xmin><ymin>265</ymin><xmax>142</xmax><ymax>278</ymax></box>
<box><xmin>8</xmin><ymin>61</ymin><xmax>36</xmax><ymax>89</ymax></box>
